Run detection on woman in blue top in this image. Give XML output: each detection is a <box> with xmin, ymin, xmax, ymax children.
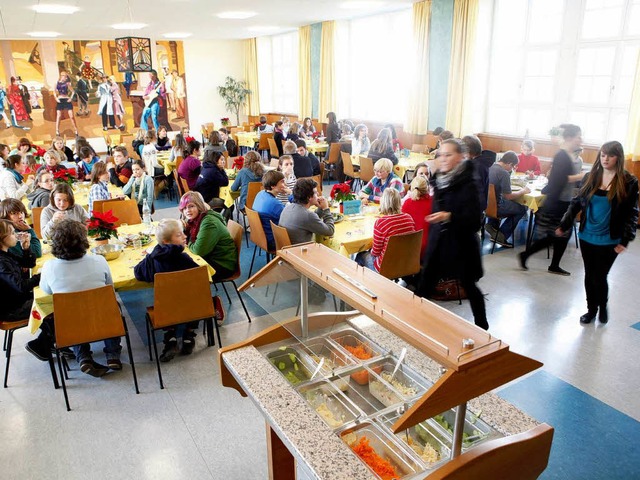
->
<box><xmin>558</xmin><ymin>141</ymin><xmax>638</xmax><ymax>325</ymax></box>
<box><xmin>54</xmin><ymin>71</ymin><xmax>78</xmax><ymax>136</ymax></box>
<box><xmin>231</xmin><ymin>150</ymin><xmax>264</xmax><ymax>210</ymax></box>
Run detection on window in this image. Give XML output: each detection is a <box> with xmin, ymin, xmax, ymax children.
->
<box><xmin>335</xmin><ymin>9</ymin><xmax>412</xmax><ymax>123</ymax></box>
<box><xmin>486</xmin><ymin>0</ymin><xmax>640</xmax><ymax>144</ymax></box>
<box><xmin>257</xmin><ymin>31</ymin><xmax>299</xmax><ymax>114</ymax></box>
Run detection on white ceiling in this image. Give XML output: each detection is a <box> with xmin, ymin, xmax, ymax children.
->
<box><xmin>0</xmin><ymin>0</ymin><xmax>417</xmax><ymax>40</ymax></box>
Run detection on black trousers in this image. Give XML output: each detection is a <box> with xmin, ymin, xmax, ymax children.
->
<box><xmin>525</xmin><ymin>233</ymin><xmax>570</xmax><ymax>269</ymax></box>
<box><xmin>99</xmin><ymin>106</ymin><xmax>116</xmax><ymax>128</ymax></box>
<box><xmin>579</xmin><ymin>240</ymin><xmax>618</xmax><ymax>312</ymax></box>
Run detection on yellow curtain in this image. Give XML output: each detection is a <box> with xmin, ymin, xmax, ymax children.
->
<box><xmin>299</xmin><ymin>25</ymin><xmax>312</xmax><ymax>119</ymax></box>
<box><xmin>319</xmin><ymin>21</ymin><xmax>336</xmax><ymax>121</ymax></box>
<box><xmin>445</xmin><ymin>0</ymin><xmax>479</xmax><ymax>137</ymax></box>
<box><xmin>626</xmin><ymin>51</ymin><xmax>640</xmax><ymax>162</ymax></box>
<box><xmin>243</xmin><ymin>38</ymin><xmax>260</xmax><ymax>117</ymax></box>
<box><xmin>405</xmin><ymin>0</ymin><xmax>432</xmax><ymax>135</ymax></box>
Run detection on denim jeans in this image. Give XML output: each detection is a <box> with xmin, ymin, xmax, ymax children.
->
<box><xmin>73</xmin><ymin>337</ymin><xmax>122</xmax><ymax>364</ymax></box>
<box><xmin>488</xmin><ymin>199</ymin><xmax>527</xmax><ymax>239</ymax></box>
<box><xmin>140</xmin><ymin>102</ymin><xmax>160</xmax><ymax>131</ymax></box>
<box><xmin>355</xmin><ymin>251</ymin><xmax>377</xmax><ymax>271</ymax></box>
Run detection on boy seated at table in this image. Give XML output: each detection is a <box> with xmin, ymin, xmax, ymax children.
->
<box><xmin>279</xmin><ymin>178</ymin><xmax>334</xmax><ymax>245</ymax></box>
<box><xmin>487</xmin><ymin>151</ymin><xmax>530</xmax><ymax>247</ymax></box>
<box><xmin>516</xmin><ymin>140</ymin><xmax>541</xmax><ymax>176</ymax></box>
<box><xmin>253</xmin><ymin>170</ymin><xmax>287</xmax><ymax>251</ymax></box>
<box><xmin>134</xmin><ymin>218</ymin><xmax>222</xmax><ymax>362</ymax></box>
<box><xmin>30</xmin><ymin>219</ymin><xmax>122</xmax><ymax>377</ymax></box>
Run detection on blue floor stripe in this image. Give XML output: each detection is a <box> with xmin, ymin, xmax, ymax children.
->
<box><xmin>498</xmin><ymin>370</ymin><xmax>640</xmax><ymax>480</ymax></box>
<box><xmin>630</xmin><ymin>322</ymin><xmax>640</xmax><ymax>331</ymax></box>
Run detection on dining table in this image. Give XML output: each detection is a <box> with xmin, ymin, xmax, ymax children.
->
<box><xmin>512</xmin><ymin>174</ymin><xmax>547</xmax><ymax>247</ymax></box>
<box><xmin>27</xmin><ymin>222</ymin><xmax>215</xmax><ymax>334</ymax></box>
<box><xmin>352</xmin><ymin>151</ymin><xmax>435</xmax><ymax>181</ymax></box>
<box><xmin>316</xmin><ymin>204</ymin><xmax>379</xmax><ymax>256</ymax></box>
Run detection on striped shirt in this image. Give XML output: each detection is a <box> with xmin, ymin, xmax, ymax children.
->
<box><xmin>361</xmin><ymin>173</ymin><xmax>404</xmax><ymax>203</ymax></box>
<box><xmin>371</xmin><ymin>213</ymin><xmax>415</xmax><ymax>271</ymax></box>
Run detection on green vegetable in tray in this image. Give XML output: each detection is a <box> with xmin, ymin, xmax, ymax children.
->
<box><xmin>278</xmin><ymin>362</ymin><xmax>286</xmax><ymax>370</ymax></box>
<box><xmin>289</xmin><ymin>353</ymin><xmax>297</xmax><ymax>363</ymax></box>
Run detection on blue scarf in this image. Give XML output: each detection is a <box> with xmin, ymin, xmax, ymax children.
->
<box><xmin>8</xmin><ymin>168</ymin><xmax>23</xmax><ymax>184</ymax></box>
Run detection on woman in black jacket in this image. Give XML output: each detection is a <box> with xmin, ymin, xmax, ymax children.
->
<box><xmin>557</xmin><ymin>141</ymin><xmax>638</xmax><ymax>325</ymax></box>
<box><xmin>0</xmin><ymin>219</ymin><xmax>39</xmax><ymax>321</ymax></box>
<box><xmin>417</xmin><ymin>139</ymin><xmax>488</xmax><ymax>330</ymax></box>
<box><xmin>325</xmin><ymin>111</ymin><xmax>341</xmax><ymax>145</ymax></box>
<box><xmin>368</xmin><ymin>127</ymin><xmax>399</xmax><ymax>165</ymax></box>
<box><xmin>194</xmin><ymin>150</ymin><xmax>229</xmax><ymax>210</ymax></box>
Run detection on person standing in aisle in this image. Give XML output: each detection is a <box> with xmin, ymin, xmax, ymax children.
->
<box><xmin>519</xmin><ymin>124</ymin><xmax>583</xmax><ymax>275</ymax></box>
<box><xmin>557</xmin><ymin>141</ymin><xmax>638</xmax><ymax>325</ymax></box>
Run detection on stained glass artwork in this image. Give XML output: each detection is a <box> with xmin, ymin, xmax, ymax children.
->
<box><xmin>115</xmin><ymin>37</ymin><xmax>152</xmax><ymax>72</ymax></box>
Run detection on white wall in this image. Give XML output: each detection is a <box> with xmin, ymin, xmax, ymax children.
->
<box><xmin>182</xmin><ymin>40</ymin><xmax>245</xmax><ymax>131</ymax></box>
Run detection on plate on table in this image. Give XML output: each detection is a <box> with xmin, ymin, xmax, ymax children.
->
<box><xmin>119</xmin><ymin>233</ymin><xmax>152</xmax><ymax>247</ymax></box>
<box><xmin>332</xmin><ymin>213</ymin><xmax>344</xmax><ymax>223</ymax></box>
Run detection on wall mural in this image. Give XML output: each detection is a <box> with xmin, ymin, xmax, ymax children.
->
<box><xmin>0</xmin><ymin>39</ymin><xmax>189</xmax><ymax>146</ymax></box>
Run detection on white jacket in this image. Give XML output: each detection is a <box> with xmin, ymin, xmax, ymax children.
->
<box><xmin>0</xmin><ymin>169</ymin><xmax>30</xmax><ymax>200</ymax></box>
<box><xmin>96</xmin><ymin>81</ymin><xmax>113</xmax><ymax>115</ymax></box>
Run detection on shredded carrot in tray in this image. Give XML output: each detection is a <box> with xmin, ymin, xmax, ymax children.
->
<box><xmin>343</xmin><ymin>343</ymin><xmax>372</xmax><ymax>360</ymax></box>
<box><xmin>351</xmin><ymin>436</ymin><xmax>400</xmax><ymax>480</ymax></box>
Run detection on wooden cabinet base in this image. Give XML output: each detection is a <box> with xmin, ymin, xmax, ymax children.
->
<box><xmin>267</xmin><ymin>424</ymin><xmax>296</xmax><ymax>480</ymax></box>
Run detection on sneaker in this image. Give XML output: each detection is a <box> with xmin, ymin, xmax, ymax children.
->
<box><xmin>180</xmin><ymin>336</ymin><xmax>195</xmax><ymax>356</ymax></box>
<box><xmin>495</xmin><ymin>232</ymin><xmax>514</xmax><ymax>248</ymax></box>
<box><xmin>26</xmin><ymin>339</ymin><xmax>50</xmax><ymax>362</ymax></box>
<box><xmin>80</xmin><ymin>360</ymin><xmax>109</xmax><ymax>377</ymax></box>
<box><xmin>548</xmin><ymin>266</ymin><xmax>570</xmax><ymax>276</ymax></box>
<box><xmin>213</xmin><ymin>295</ymin><xmax>226</xmax><ymax>327</ymax></box>
<box><xmin>159</xmin><ymin>341</ymin><xmax>179</xmax><ymax>363</ymax></box>
<box><xmin>518</xmin><ymin>252</ymin><xmax>528</xmax><ymax>270</ymax></box>
<box><xmin>107</xmin><ymin>358</ymin><xmax>122</xmax><ymax>370</ymax></box>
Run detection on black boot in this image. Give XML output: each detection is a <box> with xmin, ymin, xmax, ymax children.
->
<box><xmin>25</xmin><ymin>332</ymin><xmax>52</xmax><ymax>361</ymax></box>
<box><xmin>580</xmin><ymin>310</ymin><xmax>597</xmax><ymax>324</ymax></box>
<box><xmin>598</xmin><ymin>305</ymin><xmax>608</xmax><ymax>324</ymax></box>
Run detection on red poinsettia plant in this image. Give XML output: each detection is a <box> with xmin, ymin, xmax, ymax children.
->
<box><xmin>253</xmin><ymin>123</ymin><xmax>262</xmax><ymax>132</ymax></box>
<box><xmin>53</xmin><ymin>168</ymin><xmax>76</xmax><ymax>186</ymax></box>
<box><xmin>232</xmin><ymin>156</ymin><xmax>244</xmax><ymax>170</ymax></box>
<box><xmin>311</xmin><ymin>131</ymin><xmax>321</xmax><ymax>143</ymax></box>
<box><xmin>34</xmin><ymin>146</ymin><xmax>47</xmax><ymax>163</ymax></box>
<box><xmin>87</xmin><ymin>210</ymin><xmax>119</xmax><ymax>240</ymax></box>
<box><xmin>220</xmin><ymin>117</ymin><xmax>230</xmax><ymax>126</ymax></box>
<box><xmin>185</xmin><ymin>136</ymin><xmax>196</xmax><ymax>143</ymax></box>
<box><xmin>330</xmin><ymin>182</ymin><xmax>355</xmax><ymax>203</ymax></box>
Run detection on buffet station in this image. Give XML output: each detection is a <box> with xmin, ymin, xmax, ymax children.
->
<box><xmin>219</xmin><ymin>243</ymin><xmax>553</xmax><ymax>479</ymax></box>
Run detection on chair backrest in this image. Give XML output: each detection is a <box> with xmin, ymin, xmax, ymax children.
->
<box><xmin>341</xmin><ymin>151</ymin><xmax>358</xmax><ymax>178</ymax></box>
<box><xmin>270</xmin><ymin>221</ymin><xmax>292</xmax><ymax>250</ymax></box>
<box><xmin>257</xmin><ymin>132</ymin><xmax>274</xmax><ymax>151</ymax></box>
<box><xmin>173</xmin><ymin>170</ymin><xmax>186</xmax><ymax>197</ymax></box>
<box><xmin>425</xmin><ymin>134</ymin><xmax>438</xmax><ymax>150</ymax></box>
<box><xmin>245</xmin><ymin>181</ymin><xmax>263</xmax><ymax>210</ymax></box>
<box><xmin>411</xmin><ymin>143</ymin><xmax>427</xmax><ymax>153</ymax></box>
<box><xmin>297</xmin><ymin>176</ymin><xmax>323</xmax><ymax>195</ymax></box>
<box><xmin>245</xmin><ymin>207</ymin><xmax>269</xmax><ymax>251</ymax></box>
<box><xmin>109</xmin><ymin>199</ymin><xmax>142</xmax><ymax>226</ymax></box>
<box><xmin>486</xmin><ymin>184</ymin><xmax>498</xmax><ymax>219</ymax></box>
<box><xmin>326</xmin><ymin>142</ymin><xmax>342</xmax><ymax>165</ymax></box>
<box><xmin>267</xmin><ymin>138</ymin><xmax>280</xmax><ymax>158</ymax></box>
<box><xmin>153</xmin><ymin>266</ymin><xmax>215</xmax><ymax>328</ymax></box>
<box><xmin>32</xmin><ymin>206</ymin><xmax>44</xmax><ymax>239</ymax></box>
<box><xmin>223</xmin><ymin>219</ymin><xmax>244</xmax><ymax>281</ymax></box>
<box><xmin>378</xmin><ymin>230</ymin><xmax>423</xmax><ymax>280</ymax></box>
<box><xmin>53</xmin><ymin>285</ymin><xmax>125</xmax><ymax>348</ymax></box>
<box><xmin>175</xmin><ymin>155</ymin><xmax>184</xmax><ymax>172</ymax></box>
<box><xmin>92</xmin><ymin>198</ymin><xmax>122</xmax><ymax>215</ymax></box>
<box><xmin>269</xmin><ymin>158</ymin><xmax>280</xmax><ymax>168</ymax></box>
<box><xmin>359</xmin><ymin>157</ymin><xmax>375</xmax><ymax>183</ymax></box>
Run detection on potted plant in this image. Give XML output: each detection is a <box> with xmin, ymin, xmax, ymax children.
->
<box><xmin>220</xmin><ymin>117</ymin><xmax>230</xmax><ymax>127</ymax></box>
<box><xmin>53</xmin><ymin>168</ymin><xmax>77</xmax><ymax>186</ymax></box>
<box><xmin>548</xmin><ymin>126</ymin><xmax>563</xmax><ymax>145</ymax></box>
<box><xmin>330</xmin><ymin>182</ymin><xmax>356</xmax><ymax>213</ymax></box>
<box><xmin>88</xmin><ymin>210</ymin><xmax>119</xmax><ymax>245</ymax></box>
<box><xmin>217</xmin><ymin>76</ymin><xmax>251</xmax><ymax>126</ymax></box>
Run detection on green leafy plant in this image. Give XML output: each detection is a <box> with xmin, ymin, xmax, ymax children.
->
<box><xmin>217</xmin><ymin>76</ymin><xmax>251</xmax><ymax>126</ymax></box>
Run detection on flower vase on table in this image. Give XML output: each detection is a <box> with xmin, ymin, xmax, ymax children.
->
<box><xmin>330</xmin><ymin>182</ymin><xmax>355</xmax><ymax>214</ymax></box>
<box><xmin>88</xmin><ymin>210</ymin><xmax>119</xmax><ymax>244</ymax></box>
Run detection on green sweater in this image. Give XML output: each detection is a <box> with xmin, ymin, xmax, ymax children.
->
<box><xmin>188</xmin><ymin>210</ymin><xmax>237</xmax><ymax>273</ymax></box>
<box><xmin>8</xmin><ymin>227</ymin><xmax>42</xmax><ymax>259</ymax></box>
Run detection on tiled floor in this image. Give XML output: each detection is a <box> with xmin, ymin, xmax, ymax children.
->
<box><xmin>1</xmin><ymin>196</ymin><xmax>639</xmax><ymax>479</ymax></box>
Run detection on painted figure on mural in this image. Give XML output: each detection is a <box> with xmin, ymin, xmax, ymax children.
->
<box><xmin>123</xmin><ymin>71</ymin><xmax>136</xmax><ymax>98</ymax></box>
<box><xmin>140</xmin><ymin>69</ymin><xmax>165</xmax><ymax>131</ymax></box>
<box><xmin>8</xmin><ymin>77</ymin><xmax>28</xmax><ymax>122</ymax></box>
<box><xmin>0</xmin><ymin>83</ymin><xmax>13</xmax><ymax>129</ymax></box>
<box><xmin>29</xmin><ymin>87</ymin><xmax>41</xmax><ymax>109</ymax></box>
<box><xmin>73</xmin><ymin>71</ymin><xmax>90</xmax><ymax>116</ymax></box>
<box><xmin>54</xmin><ymin>70</ymin><xmax>78</xmax><ymax>136</ymax></box>
<box><xmin>172</xmin><ymin>70</ymin><xmax>186</xmax><ymax>120</ymax></box>
<box><xmin>164</xmin><ymin>68</ymin><xmax>175</xmax><ymax>112</ymax></box>
<box><xmin>108</xmin><ymin>76</ymin><xmax>126</xmax><ymax>130</ymax></box>
<box><xmin>81</xmin><ymin>54</ymin><xmax>97</xmax><ymax>89</ymax></box>
<box><xmin>96</xmin><ymin>74</ymin><xmax>115</xmax><ymax>131</ymax></box>
<box><xmin>16</xmin><ymin>77</ymin><xmax>32</xmax><ymax>121</ymax></box>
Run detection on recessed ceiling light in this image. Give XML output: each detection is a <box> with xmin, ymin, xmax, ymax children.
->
<box><xmin>111</xmin><ymin>22</ymin><xmax>147</xmax><ymax>30</ymax></box>
<box><xmin>162</xmin><ymin>32</ymin><xmax>192</xmax><ymax>39</ymax></box>
<box><xmin>27</xmin><ymin>31</ymin><xmax>61</xmax><ymax>37</ymax></box>
<box><xmin>30</xmin><ymin>4</ymin><xmax>80</xmax><ymax>14</ymax></box>
<box><xmin>217</xmin><ymin>11</ymin><xmax>257</xmax><ymax>19</ymax></box>
<box><xmin>340</xmin><ymin>1</ymin><xmax>385</xmax><ymax>9</ymax></box>
<box><xmin>247</xmin><ymin>26</ymin><xmax>280</xmax><ymax>33</ymax></box>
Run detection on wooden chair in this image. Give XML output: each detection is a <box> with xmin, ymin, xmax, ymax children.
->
<box><xmin>484</xmin><ymin>184</ymin><xmax>515</xmax><ymax>254</ymax></box>
<box><xmin>270</xmin><ymin>221</ymin><xmax>292</xmax><ymax>251</ymax></box>
<box><xmin>341</xmin><ymin>152</ymin><xmax>362</xmax><ymax>190</ymax></box>
<box><xmin>377</xmin><ymin>230</ymin><xmax>423</xmax><ymax>280</ymax></box>
<box><xmin>52</xmin><ymin>285</ymin><xmax>139</xmax><ymax>410</ymax></box>
<box><xmin>213</xmin><ymin>220</ymin><xmax>251</xmax><ymax>323</ymax></box>
<box><xmin>411</xmin><ymin>144</ymin><xmax>428</xmax><ymax>153</ymax></box>
<box><xmin>173</xmin><ymin>170</ymin><xmax>186</xmax><ymax>198</ymax></box>
<box><xmin>145</xmin><ymin>266</ymin><xmax>221</xmax><ymax>389</ymax></box>
<box><xmin>267</xmin><ymin>138</ymin><xmax>280</xmax><ymax>159</ymax></box>
<box><xmin>92</xmin><ymin>198</ymin><xmax>122</xmax><ymax>215</ymax></box>
<box><xmin>297</xmin><ymin>176</ymin><xmax>323</xmax><ymax>195</ymax></box>
<box><xmin>245</xmin><ymin>181</ymin><xmax>262</xmax><ymax>211</ymax></box>
<box><xmin>257</xmin><ymin>132</ymin><xmax>274</xmax><ymax>158</ymax></box>
<box><xmin>32</xmin><ymin>206</ymin><xmax>44</xmax><ymax>239</ymax></box>
<box><xmin>425</xmin><ymin>134</ymin><xmax>438</xmax><ymax>150</ymax></box>
<box><xmin>109</xmin><ymin>199</ymin><xmax>142</xmax><ymax>226</ymax></box>
<box><xmin>359</xmin><ymin>157</ymin><xmax>375</xmax><ymax>183</ymax></box>
<box><xmin>245</xmin><ymin>207</ymin><xmax>276</xmax><ymax>277</ymax></box>
<box><xmin>175</xmin><ymin>155</ymin><xmax>184</xmax><ymax>172</ymax></box>
<box><xmin>323</xmin><ymin>142</ymin><xmax>342</xmax><ymax>180</ymax></box>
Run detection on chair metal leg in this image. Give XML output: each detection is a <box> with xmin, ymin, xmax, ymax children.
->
<box><xmin>248</xmin><ymin>245</ymin><xmax>258</xmax><ymax>277</ymax></box>
<box><xmin>220</xmin><ymin>282</ymin><xmax>232</xmax><ymax>304</ymax></box>
<box><xmin>123</xmin><ymin>329</ymin><xmax>140</xmax><ymax>394</ymax></box>
<box><xmin>3</xmin><ymin>330</ymin><xmax>7</xmax><ymax>351</ymax></box>
<box><xmin>242</xmin><ymin>213</ymin><xmax>249</xmax><ymax>248</ymax></box>
<box><xmin>205</xmin><ymin>318</ymin><xmax>214</xmax><ymax>347</ymax></box>
<box><xmin>3</xmin><ymin>329</ymin><xmax>14</xmax><ymax>388</ymax></box>
<box><xmin>145</xmin><ymin>313</ymin><xmax>153</xmax><ymax>361</ymax></box>
<box><xmin>48</xmin><ymin>353</ymin><xmax>60</xmax><ymax>389</ymax></box>
<box><xmin>490</xmin><ymin>228</ymin><xmax>498</xmax><ymax>254</ymax></box>
<box><xmin>232</xmin><ymin>281</ymin><xmax>251</xmax><ymax>323</ymax></box>
<box><xmin>456</xmin><ymin>279</ymin><xmax>463</xmax><ymax>306</ymax></box>
<box><xmin>149</xmin><ymin>325</ymin><xmax>164</xmax><ymax>389</ymax></box>
<box><xmin>55</xmin><ymin>350</ymin><xmax>71</xmax><ymax>411</ymax></box>
<box><xmin>214</xmin><ymin>317</ymin><xmax>222</xmax><ymax>348</ymax></box>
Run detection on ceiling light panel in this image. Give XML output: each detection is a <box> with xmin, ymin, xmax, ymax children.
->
<box><xmin>217</xmin><ymin>11</ymin><xmax>257</xmax><ymax>19</ymax></box>
<box><xmin>30</xmin><ymin>4</ymin><xmax>80</xmax><ymax>14</ymax></box>
<box><xmin>27</xmin><ymin>31</ymin><xmax>61</xmax><ymax>37</ymax></box>
<box><xmin>111</xmin><ymin>23</ymin><xmax>148</xmax><ymax>30</ymax></box>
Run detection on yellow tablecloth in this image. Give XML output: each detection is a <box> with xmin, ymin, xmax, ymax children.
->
<box><xmin>316</xmin><ymin>207</ymin><xmax>379</xmax><ymax>256</ymax></box>
<box><xmin>517</xmin><ymin>189</ymin><xmax>545</xmax><ymax>212</ymax></box>
<box><xmin>306</xmin><ymin>141</ymin><xmax>329</xmax><ymax>155</ymax></box>
<box><xmin>236</xmin><ymin>132</ymin><xmax>259</xmax><ymax>148</ymax></box>
<box><xmin>28</xmin><ymin>223</ymin><xmax>215</xmax><ymax>334</ymax></box>
<box><xmin>157</xmin><ymin>152</ymin><xmax>174</xmax><ymax>175</ymax></box>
